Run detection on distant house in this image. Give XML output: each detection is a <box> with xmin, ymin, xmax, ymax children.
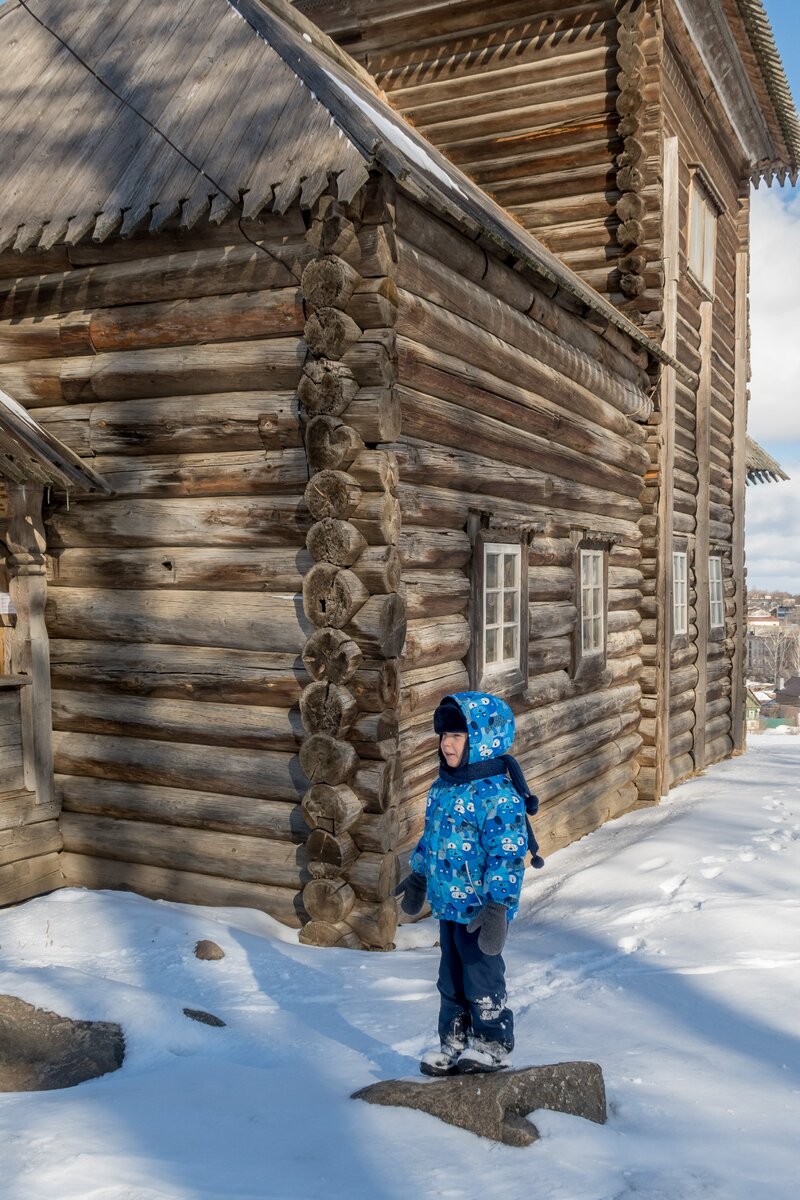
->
<box><xmin>772</xmin><ymin>677</ymin><xmax>800</xmax><ymax>722</ymax></box>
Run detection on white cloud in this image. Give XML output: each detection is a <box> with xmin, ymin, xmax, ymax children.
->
<box><xmin>749</xmin><ymin>188</ymin><xmax>800</xmax><ymax>443</ymax></box>
<box><xmin>745</xmin><ymin>459</ymin><xmax>800</xmax><ymax>591</ymax></box>
<box><xmin>745</xmin><ymin>188</ymin><xmax>800</xmax><ymax>591</ymax></box>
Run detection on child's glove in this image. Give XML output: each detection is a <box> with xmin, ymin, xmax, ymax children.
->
<box><xmin>467</xmin><ymin>902</ymin><xmax>508</xmax><ymax>955</ymax></box>
<box><xmin>394</xmin><ymin>871</ymin><xmax>427</xmax><ymax>916</ymax></box>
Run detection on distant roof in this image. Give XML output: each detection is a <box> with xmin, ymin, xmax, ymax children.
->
<box><xmin>774</xmin><ymin>676</ymin><xmax>800</xmax><ymax>703</ymax></box>
<box><xmin>0</xmin><ymin>0</ymin><xmax>676</xmax><ymax>375</ymax></box>
<box><xmin>745</xmin><ymin>437</ymin><xmax>790</xmax><ymax>485</ymax></box>
<box><xmin>0</xmin><ymin>388</ymin><xmax>109</xmax><ymax>492</ymax></box>
<box><xmin>735</xmin><ymin>0</ymin><xmax>800</xmax><ymax>179</ymax></box>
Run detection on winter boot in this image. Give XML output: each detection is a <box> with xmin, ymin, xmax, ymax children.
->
<box><xmin>420</xmin><ymin>1026</ymin><xmax>468</xmax><ymax>1077</ymax></box>
<box><xmin>456</xmin><ymin>1039</ymin><xmax>510</xmax><ymax>1075</ymax></box>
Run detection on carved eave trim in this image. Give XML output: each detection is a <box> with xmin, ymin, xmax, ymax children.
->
<box><xmin>673</xmin><ymin>0</ymin><xmax>776</xmax><ymax>165</ymax></box>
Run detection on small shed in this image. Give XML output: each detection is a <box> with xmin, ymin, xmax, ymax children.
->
<box><xmin>0</xmin><ymin>389</ymin><xmax>107</xmax><ymax>905</ymax></box>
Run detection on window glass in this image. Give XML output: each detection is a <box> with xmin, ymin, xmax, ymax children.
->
<box><xmin>483</xmin><ymin>543</ymin><xmax>521</xmax><ymax>672</ymax></box>
<box><xmin>688</xmin><ymin>177</ymin><xmax>716</xmax><ymax>293</ymax></box>
<box><xmin>709</xmin><ymin>556</ymin><xmax>724</xmax><ymax>629</ymax></box>
<box><xmin>673</xmin><ymin>551</ymin><xmax>688</xmax><ymax>635</ymax></box>
<box><xmin>580</xmin><ymin>549</ymin><xmax>604</xmax><ymax>655</ymax></box>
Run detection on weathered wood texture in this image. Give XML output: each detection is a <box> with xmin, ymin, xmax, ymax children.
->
<box><xmin>393</xmin><ymin>191</ymin><xmax>649</xmax><ymax>864</ymax></box>
<box><xmin>0</xmin><ymin>209</ymin><xmax>320</xmax><ymax>919</ymax></box>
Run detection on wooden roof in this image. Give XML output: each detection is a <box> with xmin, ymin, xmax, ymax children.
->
<box><xmin>745</xmin><ymin>436</ymin><xmax>790</xmax><ymax>486</ymax></box>
<box><xmin>733</xmin><ymin>0</ymin><xmax>800</xmax><ymax>178</ymax></box>
<box><xmin>0</xmin><ymin>388</ymin><xmax>110</xmax><ymax>492</ymax></box>
<box><xmin>0</xmin><ymin>0</ymin><xmax>675</xmax><ymax>372</ymax></box>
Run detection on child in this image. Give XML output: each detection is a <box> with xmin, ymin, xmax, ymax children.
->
<box><xmin>395</xmin><ymin>691</ymin><xmax>541</xmax><ymax>1076</ymax></box>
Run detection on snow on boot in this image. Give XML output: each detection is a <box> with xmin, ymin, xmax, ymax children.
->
<box><xmin>456</xmin><ymin>1042</ymin><xmax>510</xmax><ymax>1075</ymax></box>
<box><xmin>420</xmin><ymin>1049</ymin><xmax>460</xmax><ymax>1078</ymax></box>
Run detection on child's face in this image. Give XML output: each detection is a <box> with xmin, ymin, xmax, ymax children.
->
<box><xmin>440</xmin><ymin>731</ymin><xmax>468</xmax><ymax>767</ymax></box>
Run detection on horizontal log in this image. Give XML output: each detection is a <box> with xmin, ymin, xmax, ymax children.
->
<box><xmin>299</xmin><ymin>681</ymin><xmax>358</xmax><ymax>738</ymax></box>
<box><xmin>400</xmin><ymin>663</ymin><xmax>470</xmax><ymax>722</ymax></box>
<box><xmin>0</xmin><ymin>852</ymin><xmax>63</xmax><ymax>907</ymax></box>
<box><xmin>305</xmin><ymin>470</ymin><xmax>363</xmax><ymax>521</ymax></box>
<box><xmin>57</xmin><ymin>774</ymin><xmax>307</xmax><ymax>842</ymax></box>
<box><xmin>48</xmin><ymin>547</ymin><xmax>312</xmax><ymax>592</ymax></box>
<box><xmin>299</xmin><ymin>359</ymin><xmax>359</xmax><ymax>415</ymax></box>
<box><xmin>345</xmin><ymin>850</ymin><xmax>399</xmax><ymax>902</ymax></box>
<box><xmin>46</xmin><ymin>589</ymin><xmax>311</xmax><ymax>652</ymax></box>
<box><xmin>301</xmin><ymin>255</ymin><xmax>359</xmax><ymax>310</ymax></box>
<box><xmin>529</xmin><ymin>566</ymin><xmax>575</xmax><ymax>603</ymax></box>
<box><xmin>345</xmin><ymin>898</ymin><xmax>397</xmax><ymax>949</ymax></box>
<box><xmin>304</xmin><ymin>307</ymin><xmax>362</xmax><ymax>359</ymax></box>
<box><xmin>86</xmin><ymin>449</ymin><xmax>308</xmax><ymax>499</ymax></box>
<box><xmin>351</xmin><ymin>808</ymin><xmax>400</xmax><ymax>854</ymax></box>
<box><xmin>302</xmin><ymin>627</ymin><xmax>364</xmax><ymax>684</ymax></box>
<box><xmin>4</xmin><ymin>339</ymin><xmax>307</xmax><ymax>407</ymax></box>
<box><xmin>305</xmin><ymin>416</ymin><xmax>365</xmax><ymax>471</ymax></box>
<box><xmin>346</xmin><ymin>594</ymin><xmax>407</xmax><ymax>658</ymax></box>
<box><xmin>351</xmin><ymin>545</ymin><xmax>402</xmax><ymax>594</ymax></box>
<box><xmin>47</xmin><ymin>495</ymin><xmax>310</xmax><ymax>550</ymax></box>
<box><xmin>36</xmin><ymin>391</ymin><xmax>301</xmax><ymax>457</ymax></box>
<box><xmin>402</xmin><ymin>615</ymin><xmax>471</xmax><ymax>670</ymax></box>
<box><xmin>353</xmin><ymin>755</ymin><xmax>403</xmax><ymax>814</ymax></box>
<box><xmin>0</xmin><ymin>238</ymin><xmax>309</xmax><ymax>322</ymax></box>
<box><xmin>299</xmin><ymin>734</ymin><xmax>358</xmax><ymax>786</ymax></box>
<box><xmin>398</xmin><ymin>526</ymin><xmax>471</xmax><ymax>569</ymax></box>
<box><xmin>61</xmin><ymin>812</ymin><xmax>309</xmax><ymax>889</ymax></box>
<box><xmin>51</xmin><ymin>690</ymin><xmax>304</xmax><ymax>752</ymax></box>
<box><xmin>60</xmin><ymin>853</ymin><xmax>304</xmax><ymax>927</ymax></box>
<box><xmin>306</xmin><ymin>518</ymin><xmax>367</xmax><ymax>565</ymax></box>
<box><xmin>0</xmin><ymin>820</ymin><xmax>62</xmax><ymax>868</ymax></box>
<box><xmin>49</xmin><ymin>641</ymin><xmax>307</xmax><ymax>705</ymax></box>
<box><xmin>0</xmin><ymin>792</ymin><xmax>59</xmax><ymax>832</ymax></box>
<box><xmin>530</xmin><ymin>602</ymin><xmax>577</xmax><ymax>640</ymax></box>
<box><xmin>53</xmin><ymin>732</ymin><xmax>306</xmax><ymax>801</ymax></box>
<box><xmin>404</xmin><ymin>570</ymin><xmax>470</xmax><ymax>619</ymax></box>
<box><xmin>535</xmin><ymin>732</ymin><xmax>642</xmax><ymax>806</ymax></box>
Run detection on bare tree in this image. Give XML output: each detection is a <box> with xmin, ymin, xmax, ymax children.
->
<box><xmin>748</xmin><ymin>626</ymin><xmax>800</xmax><ymax>686</ymax></box>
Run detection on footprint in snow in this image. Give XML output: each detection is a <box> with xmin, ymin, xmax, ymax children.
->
<box><xmin>738</xmin><ymin>849</ymin><xmax>757</xmax><ymax>862</ymax></box>
<box><xmin>658</xmin><ymin>874</ymin><xmax>686</xmax><ymax>897</ymax></box>
<box><xmin>637</xmin><ymin>856</ymin><xmax>671</xmax><ymax>872</ymax></box>
<box><xmin>701</xmin><ymin>866</ymin><xmax>723</xmax><ymax>880</ymax></box>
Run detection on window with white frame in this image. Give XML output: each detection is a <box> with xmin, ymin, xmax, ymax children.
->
<box><xmin>673</xmin><ymin>551</ymin><xmax>688</xmax><ymax>636</ymax></box>
<box><xmin>688</xmin><ymin>176</ymin><xmax>717</xmax><ymax>294</ymax></box>
<box><xmin>482</xmin><ymin>543</ymin><xmax>522</xmax><ymax>673</ymax></box>
<box><xmin>580</xmin><ymin>548</ymin><xmax>604</xmax><ymax>655</ymax></box>
<box><xmin>709</xmin><ymin>555</ymin><xmax>724</xmax><ymax>629</ymax></box>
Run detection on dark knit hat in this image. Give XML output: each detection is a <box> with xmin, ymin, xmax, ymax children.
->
<box><xmin>433</xmin><ymin>696</ymin><xmax>468</xmax><ymax>736</ymax></box>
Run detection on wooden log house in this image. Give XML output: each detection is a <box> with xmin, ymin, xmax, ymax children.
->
<box><xmin>0</xmin><ymin>0</ymin><xmax>793</xmax><ymax>946</ymax></box>
<box><xmin>297</xmin><ymin>0</ymin><xmax>800</xmax><ymax>800</ymax></box>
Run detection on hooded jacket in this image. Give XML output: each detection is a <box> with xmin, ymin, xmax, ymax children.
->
<box><xmin>410</xmin><ymin>692</ymin><xmax>528</xmax><ymax>924</ymax></box>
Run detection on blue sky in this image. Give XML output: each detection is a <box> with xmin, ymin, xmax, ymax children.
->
<box><xmin>746</xmin><ymin>1</ymin><xmax>800</xmax><ymax>589</ymax></box>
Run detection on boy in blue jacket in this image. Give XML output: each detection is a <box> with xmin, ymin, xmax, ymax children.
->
<box><xmin>395</xmin><ymin>692</ymin><xmax>536</xmax><ymax>1076</ymax></box>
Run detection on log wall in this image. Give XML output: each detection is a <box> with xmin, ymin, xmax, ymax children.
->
<box><xmin>391</xmin><ymin>194</ymin><xmax>652</xmax><ymax>865</ymax></box>
<box><xmin>0</xmin><ymin>210</ymin><xmax>319</xmax><ymax>925</ymax></box>
<box><xmin>297</xmin><ymin>0</ymin><xmax>663</xmax><ymax>326</ymax></box>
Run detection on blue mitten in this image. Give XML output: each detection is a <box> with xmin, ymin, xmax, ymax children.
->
<box><xmin>466</xmin><ymin>902</ymin><xmax>508</xmax><ymax>955</ymax></box>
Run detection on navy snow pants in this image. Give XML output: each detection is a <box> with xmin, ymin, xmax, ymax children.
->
<box><xmin>437</xmin><ymin>919</ymin><xmax>514</xmax><ymax>1053</ymax></box>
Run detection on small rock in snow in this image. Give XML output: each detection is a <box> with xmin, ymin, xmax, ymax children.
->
<box><xmin>194</xmin><ymin>939</ymin><xmax>225</xmax><ymax>961</ymax></box>
<box><xmin>183</xmin><ymin>1007</ymin><xmax>226</xmax><ymax>1028</ymax></box>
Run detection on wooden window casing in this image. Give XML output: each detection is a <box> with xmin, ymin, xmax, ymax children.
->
<box><xmin>709</xmin><ymin>555</ymin><xmax>725</xmax><ymax>633</ymax></box>
<box><xmin>468</xmin><ymin>526</ymin><xmax>529</xmax><ymax>697</ymax></box>
<box><xmin>673</xmin><ymin>551</ymin><xmax>689</xmax><ymax>637</ymax></box>
<box><xmin>687</xmin><ymin>173</ymin><xmax>718</xmax><ymax>297</ymax></box>
<box><xmin>571</xmin><ymin>538</ymin><xmax>609</xmax><ymax>682</ymax></box>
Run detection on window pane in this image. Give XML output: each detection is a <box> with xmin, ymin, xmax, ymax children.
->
<box><xmin>582</xmin><ymin>617</ymin><xmax>592</xmax><ymax>651</ymax></box>
<box><xmin>503</xmin><ymin>553</ymin><xmax>517</xmax><ymax>587</ymax></box>
<box><xmin>591</xmin><ymin>553</ymin><xmax>601</xmax><ymax>586</ymax></box>
<box><xmin>503</xmin><ymin>590</ymin><xmax>517</xmax><ymax>623</ymax></box>
<box><xmin>689</xmin><ymin>187</ymin><xmax>704</xmax><ymax>275</ymax></box>
<box><xmin>486</xmin><ymin>552</ymin><xmax>499</xmax><ymax>588</ymax></box>
<box><xmin>503</xmin><ymin>625</ymin><xmax>517</xmax><ymax>660</ymax></box>
<box><xmin>485</xmin><ymin>591</ymin><xmax>498</xmax><ymax>625</ymax></box>
<box><xmin>703</xmin><ymin>209</ymin><xmax>716</xmax><ymax>292</ymax></box>
<box><xmin>485</xmin><ymin>627</ymin><xmax>498</xmax><ymax>664</ymax></box>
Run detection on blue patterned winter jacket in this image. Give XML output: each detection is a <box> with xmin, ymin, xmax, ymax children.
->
<box><xmin>410</xmin><ymin>692</ymin><xmax>528</xmax><ymax>924</ymax></box>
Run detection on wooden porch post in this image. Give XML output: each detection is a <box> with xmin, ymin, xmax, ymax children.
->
<box><xmin>4</xmin><ymin>482</ymin><xmax>55</xmax><ymax>806</ymax></box>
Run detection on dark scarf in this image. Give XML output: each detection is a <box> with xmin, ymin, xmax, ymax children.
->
<box><xmin>438</xmin><ymin>754</ymin><xmax>545</xmax><ymax>868</ymax></box>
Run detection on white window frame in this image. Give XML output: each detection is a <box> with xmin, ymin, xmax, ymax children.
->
<box><xmin>482</xmin><ymin>542</ymin><xmax>522</xmax><ymax>676</ymax></box>
<box><xmin>580</xmin><ymin>548</ymin><xmax>605</xmax><ymax>656</ymax></box>
<box><xmin>709</xmin><ymin>556</ymin><xmax>724</xmax><ymax>629</ymax></box>
<box><xmin>688</xmin><ymin>175</ymin><xmax>717</xmax><ymax>295</ymax></box>
<box><xmin>673</xmin><ymin>551</ymin><xmax>688</xmax><ymax>636</ymax></box>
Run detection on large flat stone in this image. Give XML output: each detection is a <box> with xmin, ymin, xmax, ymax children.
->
<box><xmin>0</xmin><ymin>994</ymin><xmax>125</xmax><ymax>1092</ymax></box>
<box><xmin>353</xmin><ymin>1061</ymin><xmax>606</xmax><ymax>1147</ymax></box>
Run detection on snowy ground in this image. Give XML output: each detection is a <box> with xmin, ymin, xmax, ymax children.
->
<box><xmin>1</xmin><ymin>733</ymin><xmax>799</xmax><ymax>1200</ymax></box>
